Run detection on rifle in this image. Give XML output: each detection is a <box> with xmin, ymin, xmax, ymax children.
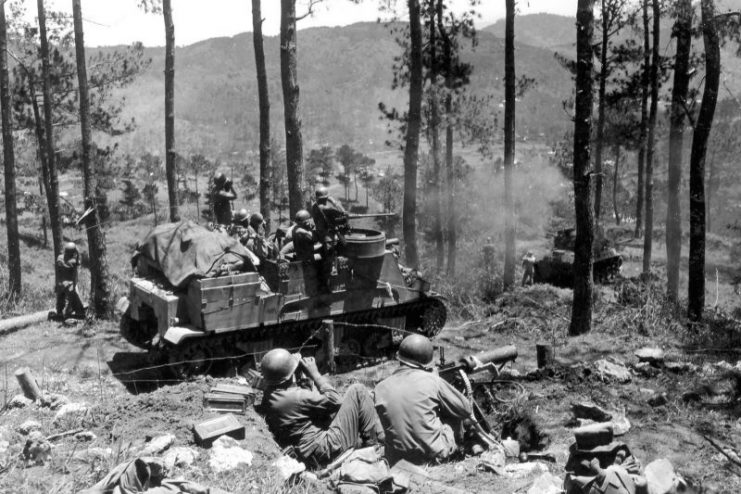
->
<box><xmin>437</xmin><ymin>345</ymin><xmax>518</xmax><ymax>449</ymax></box>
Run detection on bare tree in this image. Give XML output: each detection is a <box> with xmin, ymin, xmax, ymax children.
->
<box><xmin>642</xmin><ymin>0</ymin><xmax>659</xmax><ymax>274</ymax></box>
<box><xmin>634</xmin><ymin>0</ymin><xmax>650</xmax><ymax>238</ymax></box>
<box><xmin>403</xmin><ymin>0</ymin><xmax>423</xmax><ymax>268</ymax></box>
<box><xmin>570</xmin><ymin>0</ymin><xmax>596</xmax><ymax>336</ymax></box>
<box><xmin>163</xmin><ymin>0</ymin><xmax>179</xmax><ymax>222</ymax></box>
<box><xmin>0</xmin><ymin>0</ymin><xmax>20</xmax><ymax>299</ymax></box>
<box><xmin>427</xmin><ymin>0</ymin><xmax>444</xmax><ymax>270</ymax></box>
<box><xmin>503</xmin><ymin>0</ymin><xmax>516</xmax><ymax>289</ymax></box>
<box><xmin>688</xmin><ymin>0</ymin><xmax>720</xmax><ymax>322</ymax></box>
<box><xmin>72</xmin><ymin>0</ymin><xmax>112</xmax><ymax>318</ymax></box>
<box><xmin>437</xmin><ymin>0</ymin><xmax>455</xmax><ymax>275</ymax></box>
<box><xmin>666</xmin><ymin>0</ymin><xmax>692</xmax><ymax>302</ymax></box>
<box><xmin>37</xmin><ymin>0</ymin><xmax>63</xmax><ymax>263</ymax></box>
<box><xmin>280</xmin><ymin>0</ymin><xmax>305</xmax><ymax>218</ymax></box>
<box><xmin>252</xmin><ymin>0</ymin><xmax>272</xmax><ymax>227</ymax></box>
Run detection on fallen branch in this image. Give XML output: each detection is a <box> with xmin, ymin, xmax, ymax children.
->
<box><xmin>702</xmin><ymin>434</ymin><xmax>741</xmax><ymax>475</ymax></box>
<box><xmin>46</xmin><ymin>428</ymin><xmax>84</xmax><ymax>442</ymax></box>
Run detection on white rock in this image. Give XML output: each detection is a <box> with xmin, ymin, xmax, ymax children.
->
<box><xmin>611</xmin><ymin>415</ymin><xmax>631</xmax><ymax>436</ymax></box>
<box><xmin>140</xmin><ymin>433</ymin><xmax>176</xmax><ymax>456</ymax></box>
<box><xmin>162</xmin><ymin>446</ymin><xmax>198</xmax><ymax>470</ymax></box>
<box><xmin>8</xmin><ymin>395</ymin><xmax>32</xmax><ymax>408</ymax></box>
<box><xmin>595</xmin><ymin>359</ymin><xmax>631</xmax><ymax>383</ymax></box>
<box><xmin>274</xmin><ymin>455</ymin><xmax>306</xmax><ymax>481</ymax></box>
<box><xmin>53</xmin><ymin>402</ymin><xmax>89</xmax><ymax>422</ymax></box>
<box><xmin>634</xmin><ymin>347</ymin><xmax>664</xmax><ymax>363</ymax></box>
<box><xmin>18</xmin><ymin>420</ymin><xmax>42</xmax><ymax>435</ymax></box>
<box><xmin>0</xmin><ymin>440</ymin><xmax>9</xmax><ymax>455</ymax></box>
<box><xmin>527</xmin><ymin>471</ymin><xmax>563</xmax><ymax>494</ymax></box>
<box><xmin>645</xmin><ymin>458</ymin><xmax>678</xmax><ymax>494</ymax></box>
<box><xmin>209</xmin><ymin>436</ymin><xmax>253</xmax><ymax>473</ymax></box>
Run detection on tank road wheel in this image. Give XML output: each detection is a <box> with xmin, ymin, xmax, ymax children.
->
<box><xmin>418</xmin><ymin>298</ymin><xmax>447</xmax><ymax>338</ymax></box>
<box><xmin>169</xmin><ymin>342</ymin><xmax>213</xmax><ymax>380</ymax></box>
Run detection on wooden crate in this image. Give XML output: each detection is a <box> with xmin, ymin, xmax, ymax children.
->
<box><xmin>187</xmin><ymin>273</ymin><xmax>282</xmax><ymax>331</ymax></box>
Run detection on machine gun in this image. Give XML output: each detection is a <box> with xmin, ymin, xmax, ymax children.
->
<box><xmin>345</xmin><ymin>212</ymin><xmax>397</xmax><ymax>220</ymax></box>
<box><xmin>437</xmin><ymin>345</ymin><xmax>518</xmax><ymax>450</ymax></box>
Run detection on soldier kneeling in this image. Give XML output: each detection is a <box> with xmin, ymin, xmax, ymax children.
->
<box><xmin>259</xmin><ymin>349</ymin><xmax>383</xmax><ymax>467</ymax></box>
<box><xmin>51</xmin><ymin>242</ymin><xmax>86</xmax><ymax>321</ymax></box>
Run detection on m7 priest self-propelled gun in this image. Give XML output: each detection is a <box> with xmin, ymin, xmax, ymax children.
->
<box><xmin>118</xmin><ymin>220</ymin><xmax>446</xmax><ymax>377</ymax></box>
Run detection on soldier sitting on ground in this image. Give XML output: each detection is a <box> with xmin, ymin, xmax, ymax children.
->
<box><xmin>374</xmin><ymin>334</ymin><xmax>476</xmax><ymax>465</ymax></box>
<box><xmin>52</xmin><ymin>242</ymin><xmax>86</xmax><ymax>320</ymax></box>
<box><xmin>210</xmin><ymin>172</ymin><xmax>237</xmax><ymax>225</ymax></box>
<box><xmin>259</xmin><ymin>348</ymin><xmax>383</xmax><ymax>467</ymax></box>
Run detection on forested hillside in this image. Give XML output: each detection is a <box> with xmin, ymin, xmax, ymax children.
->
<box><xmin>110</xmin><ymin>21</ymin><xmax>573</xmax><ymax>160</ymax></box>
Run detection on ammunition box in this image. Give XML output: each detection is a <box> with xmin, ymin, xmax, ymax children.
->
<box><xmin>204</xmin><ymin>392</ymin><xmax>248</xmax><ymax>414</ymax></box>
<box><xmin>194</xmin><ymin>413</ymin><xmax>245</xmax><ymax>447</ymax></box>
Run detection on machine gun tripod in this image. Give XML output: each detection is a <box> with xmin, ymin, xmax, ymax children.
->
<box><xmin>437</xmin><ymin>345</ymin><xmax>520</xmax><ymax>450</ymax></box>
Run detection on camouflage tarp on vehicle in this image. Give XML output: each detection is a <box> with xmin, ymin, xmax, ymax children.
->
<box><xmin>133</xmin><ymin>220</ymin><xmax>259</xmax><ymax>288</ymax></box>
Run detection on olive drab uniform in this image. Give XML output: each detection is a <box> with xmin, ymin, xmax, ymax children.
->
<box><xmin>211</xmin><ymin>180</ymin><xmax>237</xmax><ymax>225</ymax></box>
<box><xmin>374</xmin><ymin>365</ymin><xmax>473</xmax><ymax>465</ymax></box>
<box><xmin>311</xmin><ymin>197</ymin><xmax>347</xmax><ymax>292</ymax></box>
<box><xmin>261</xmin><ymin>382</ymin><xmax>381</xmax><ymax>465</ymax></box>
<box><xmin>521</xmin><ymin>252</ymin><xmax>536</xmax><ymax>286</ymax></box>
<box><xmin>55</xmin><ymin>252</ymin><xmax>85</xmax><ymax>318</ymax></box>
<box><xmin>280</xmin><ymin>223</ymin><xmax>316</xmax><ymax>261</ymax></box>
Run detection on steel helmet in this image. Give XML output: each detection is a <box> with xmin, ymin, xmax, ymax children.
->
<box><xmin>260</xmin><ymin>348</ymin><xmax>299</xmax><ymax>386</ymax></box>
<box><xmin>315</xmin><ymin>186</ymin><xmax>329</xmax><ymax>200</ymax></box>
<box><xmin>214</xmin><ymin>172</ymin><xmax>226</xmax><ymax>185</ymax></box>
<box><xmin>249</xmin><ymin>212</ymin><xmax>264</xmax><ymax>228</ymax></box>
<box><xmin>294</xmin><ymin>209</ymin><xmax>311</xmax><ymax>225</ymax></box>
<box><xmin>64</xmin><ymin>241</ymin><xmax>78</xmax><ymax>253</ymax></box>
<box><xmin>234</xmin><ymin>208</ymin><xmax>249</xmax><ymax>223</ymax></box>
<box><xmin>398</xmin><ymin>334</ymin><xmax>434</xmax><ymax>368</ymax></box>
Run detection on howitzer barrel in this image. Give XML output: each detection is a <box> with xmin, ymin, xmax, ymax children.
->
<box><xmin>466</xmin><ymin>345</ymin><xmax>518</xmax><ymax>369</ymax></box>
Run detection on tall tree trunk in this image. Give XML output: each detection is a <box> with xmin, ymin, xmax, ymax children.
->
<box><xmin>0</xmin><ymin>2</ymin><xmax>20</xmax><ymax>299</ymax></box>
<box><xmin>503</xmin><ymin>0</ymin><xmax>517</xmax><ymax>289</ymax></box>
<box><xmin>280</xmin><ymin>0</ymin><xmax>304</xmax><ymax>218</ymax></box>
<box><xmin>666</xmin><ymin>0</ymin><xmax>692</xmax><ymax>302</ymax></box>
<box><xmin>73</xmin><ymin>0</ymin><xmax>111</xmax><ymax>319</ymax></box>
<box><xmin>428</xmin><ymin>0</ymin><xmax>444</xmax><ymax>270</ymax></box>
<box><xmin>570</xmin><ymin>0</ymin><xmax>596</xmax><ymax>337</ymax></box>
<box><xmin>642</xmin><ymin>0</ymin><xmax>660</xmax><ymax>275</ymax></box>
<box><xmin>707</xmin><ymin>148</ymin><xmax>716</xmax><ymax>233</ymax></box>
<box><xmin>688</xmin><ymin>0</ymin><xmax>720</xmax><ymax>322</ymax></box>
<box><xmin>613</xmin><ymin>143</ymin><xmax>621</xmax><ymax>225</ymax></box>
<box><xmin>634</xmin><ymin>0</ymin><xmax>650</xmax><ymax>239</ymax></box>
<box><xmin>253</xmin><ymin>0</ymin><xmax>271</xmax><ymax>227</ymax></box>
<box><xmin>163</xmin><ymin>0</ymin><xmax>179</xmax><ymax>222</ymax></box>
<box><xmin>37</xmin><ymin>0</ymin><xmax>63</xmax><ymax>264</ymax></box>
<box><xmin>594</xmin><ymin>0</ymin><xmax>608</xmax><ymax>223</ymax></box>
<box><xmin>438</xmin><ymin>0</ymin><xmax>456</xmax><ymax>276</ymax></box>
<box><xmin>403</xmin><ymin>0</ymin><xmax>423</xmax><ymax>269</ymax></box>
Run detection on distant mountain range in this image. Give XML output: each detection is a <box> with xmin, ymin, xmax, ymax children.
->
<box><xmin>106</xmin><ymin>11</ymin><xmax>741</xmax><ymax>162</ymax></box>
<box><xmin>109</xmin><ymin>17</ymin><xmax>574</xmax><ymax>161</ymax></box>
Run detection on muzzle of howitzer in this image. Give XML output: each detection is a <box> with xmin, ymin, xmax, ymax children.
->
<box><xmin>461</xmin><ymin>345</ymin><xmax>518</xmax><ymax>372</ymax></box>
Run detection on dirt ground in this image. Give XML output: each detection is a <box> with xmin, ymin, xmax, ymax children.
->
<box><xmin>2</xmin><ymin>274</ymin><xmax>741</xmax><ymax>494</ymax></box>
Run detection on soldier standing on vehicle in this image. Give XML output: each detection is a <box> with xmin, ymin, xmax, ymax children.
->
<box><xmin>311</xmin><ymin>186</ymin><xmax>347</xmax><ymax>292</ymax></box>
<box><xmin>280</xmin><ymin>210</ymin><xmax>316</xmax><ymax>261</ymax></box>
<box><xmin>210</xmin><ymin>172</ymin><xmax>237</xmax><ymax>225</ymax></box>
<box><xmin>259</xmin><ymin>348</ymin><xmax>383</xmax><ymax>466</ymax></box>
<box><xmin>53</xmin><ymin>242</ymin><xmax>86</xmax><ymax>320</ymax></box>
<box><xmin>521</xmin><ymin>250</ymin><xmax>536</xmax><ymax>286</ymax></box>
<box><xmin>374</xmin><ymin>334</ymin><xmax>474</xmax><ymax>465</ymax></box>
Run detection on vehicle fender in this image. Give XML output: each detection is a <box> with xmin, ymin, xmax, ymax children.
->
<box><xmin>163</xmin><ymin>326</ymin><xmax>203</xmax><ymax>345</ymax></box>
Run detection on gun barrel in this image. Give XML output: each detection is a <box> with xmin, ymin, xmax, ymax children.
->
<box><xmin>347</xmin><ymin>213</ymin><xmax>397</xmax><ymax>219</ymax></box>
<box><xmin>473</xmin><ymin>345</ymin><xmax>518</xmax><ymax>366</ymax></box>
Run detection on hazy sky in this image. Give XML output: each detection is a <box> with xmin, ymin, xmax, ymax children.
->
<box><xmin>36</xmin><ymin>0</ymin><xmax>577</xmax><ymax>47</ymax></box>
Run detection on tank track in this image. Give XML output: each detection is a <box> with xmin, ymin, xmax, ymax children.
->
<box><xmin>159</xmin><ymin>295</ymin><xmax>447</xmax><ymax>378</ymax></box>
